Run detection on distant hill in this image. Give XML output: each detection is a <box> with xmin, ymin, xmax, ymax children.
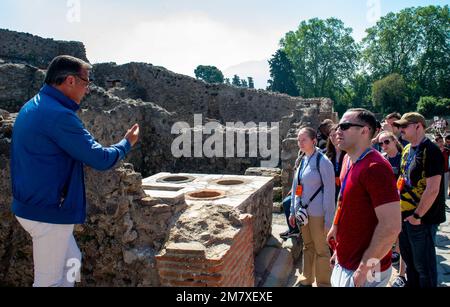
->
<box><xmin>223</xmin><ymin>59</ymin><xmax>270</xmax><ymax>90</ymax></box>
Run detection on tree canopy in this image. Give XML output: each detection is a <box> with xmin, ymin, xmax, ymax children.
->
<box><xmin>266</xmin><ymin>49</ymin><xmax>299</xmax><ymax>96</ymax></box>
<box><xmin>281</xmin><ymin>18</ymin><xmax>359</xmax><ymax>100</ymax></box>
<box><xmin>266</xmin><ymin>5</ymin><xmax>449</xmax><ymax>117</ymax></box>
<box><xmin>194</xmin><ymin>65</ymin><xmax>224</xmax><ymax>84</ymax></box>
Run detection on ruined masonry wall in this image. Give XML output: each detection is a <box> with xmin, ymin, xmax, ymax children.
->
<box><xmin>92</xmin><ymin>62</ymin><xmax>334</xmax><ymax>126</ymax></box>
<box><xmin>0</xmin><ymin>29</ymin><xmax>89</xmax><ymax>69</ymax></box>
<box><xmin>156</xmin><ymin>205</ymin><xmax>255</xmax><ymax>287</ymax></box>
<box><xmin>0</xmin><ymin>110</ymin><xmax>185</xmax><ymax>286</ymax></box>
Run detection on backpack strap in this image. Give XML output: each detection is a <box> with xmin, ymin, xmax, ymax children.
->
<box><xmin>303</xmin><ymin>151</ymin><xmax>324</xmax><ymax>209</ymax></box>
<box><xmin>316</xmin><ymin>151</ymin><xmax>324</xmax><ymax>191</ymax></box>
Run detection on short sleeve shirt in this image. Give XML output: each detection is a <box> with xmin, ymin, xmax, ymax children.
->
<box><xmin>399</xmin><ymin>138</ymin><xmax>446</xmax><ymax>225</ymax></box>
<box><xmin>336</xmin><ymin>150</ymin><xmax>400</xmax><ymax>272</ymax></box>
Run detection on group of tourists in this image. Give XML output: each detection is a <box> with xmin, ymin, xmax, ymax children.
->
<box><xmin>9</xmin><ymin>54</ymin><xmax>448</xmax><ymax>288</ymax></box>
<box><xmin>280</xmin><ymin>110</ymin><xmax>448</xmax><ymax>287</ymax></box>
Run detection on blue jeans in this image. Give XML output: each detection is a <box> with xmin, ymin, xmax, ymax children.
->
<box><xmin>282</xmin><ymin>195</ymin><xmax>299</xmax><ymax>233</ymax></box>
<box><xmin>431</xmin><ymin>224</ymin><xmax>439</xmax><ymax>246</ymax></box>
<box><xmin>399</xmin><ymin>222</ymin><xmax>437</xmax><ymax>287</ymax></box>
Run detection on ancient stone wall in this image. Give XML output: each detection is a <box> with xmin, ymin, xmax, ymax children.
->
<box><xmin>78</xmin><ymin>86</ymin><xmax>175</xmax><ymax>178</ymax></box>
<box><xmin>92</xmin><ymin>62</ymin><xmax>331</xmax><ymax>126</ymax></box>
<box><xmin>245</xmin><ymin>167</ymin><xmax>283</xmax><ymax>202</ymax></box>
<box><xmin>0</xmin><ymin>110</ymin><xmax>185</xmax><ymax>286</ymax></box>
<box><xmin>0</xmin><ymin>29</ymin><xmax>338</xmax><ymax>286</ymax></box>
<box><xmin>0</xmin><ymin>29</ymin><xmax>89</xmax><ymax>69</ymax></box>
<box><xmin>0</xmin><ymin>63</ymin><xmax>45</xmax><ymax>113</ymax></box>
<box><xmin>156</xmin><ymin>205</ymin><xmax>255</xmax><ymax>287</ymax></box>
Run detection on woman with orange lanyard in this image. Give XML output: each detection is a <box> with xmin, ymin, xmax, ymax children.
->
<box><xmin>325</xmin><ymin>125</ymin><xmax>346</xmax><ymax>203</ymax></box>
<box><xmin>288</xmin><ymin>127</ymin><xmax>335</xmax><ymax>287</ymax></box>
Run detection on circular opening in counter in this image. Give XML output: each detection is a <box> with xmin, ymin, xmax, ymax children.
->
<box><xmin>185</xmin><ymin>190</ymin><xmax>226</xmax><ymax>200</ymax></box>
<box><xmin>156</xmin><ymin>175</ymin><xmax>195</xmax><ymax>184</ymax></box>
<box><xmin>214</xmin><ymin>179</ymin><xmax>245</xmax><ymax>186</ymax></box>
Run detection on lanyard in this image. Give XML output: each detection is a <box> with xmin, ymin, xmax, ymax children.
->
<box><xmin>339</xmin><ymin>148</ymin><xmax>373</xmax><ymax>201</ymax></box>
<box><xmin>404</xmin><ymin>147</ymin><xmax>417</xmax><ymax>185</ymax></box>
<box><xmin>334</xmin><ymin>155</ymin><xmax>340</xmax><ymax>175</ymax></box>
<box><xmin>334</xmin><ymin>148</ymin><xmax>372</xmax><ymax>226</ymax></box>
<box><xmin>297</xmin><ymin>151</ymin><xmax>316</xmax><ymax>185</ymax></box>
<box><xmin>403</xmin><ymin>138</ymin><xmax>426</xmax><ymax>185</ymax></box>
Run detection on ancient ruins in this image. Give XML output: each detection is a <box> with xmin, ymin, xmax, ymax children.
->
<box><xmin>0</xmin><ymin>29</ymin><xmax>336</xmax><ymax>286</ymax></box>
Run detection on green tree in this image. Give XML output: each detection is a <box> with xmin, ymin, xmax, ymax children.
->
<box><xmin>266</xmin><ymin>49</ymin><xmax>299</xmax><ymax>96</ymax></box>
<box><xmin>362</xmin><ymin>9</ymin><xmax>420</xmax><ymax>82</ymax></box>
<box><xmin>417</xmin><ymin>97</ymin><xmax>450</xmax><ymax>117</ymax></box>
<box><xmin>337</xmin><ymin>73</ymin><xmax>374</xmax><ymax>115</ymax></box>
<box><xmin>372</xmin><ymin>73</ymin><xmax>409</xmax><ymax>114</ymax></box>
<box><xmin>194</xmin><ymin>65</ymin><xmax>224</xmax><ymax>83</ymax></box>
<box><xmin>414</xmin><ymin>6</ymin><xmax>450</xmax><ymax>99</ymax></box>
<box><xmin>232</xmin><ymin>75</ymin><xmax>241</xmax><ymax>87</ymax></box>
<box><xmin>241</xmin><ymin>79</ymin><xmax>248</xmax><ymax>88</ymax></box>
<box><xmin>248</xmin><ymin>77</ymin><xmax>255</xmax><ymax>89</ymax></box>
<box><xmin>362</xmin><ymin>5</ymin><xmax>450</xmax><ymax>101</ymax></box>
<box><xmin>281</xmin><ymin>18</ymin><xmax>359</xmax><ymax>102</ymax></box>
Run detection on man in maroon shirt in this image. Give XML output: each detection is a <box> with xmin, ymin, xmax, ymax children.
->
<box><xmin>327</xmin><ymin>108</ymin><xmax>401</xmax><ymax>287</ymax></box>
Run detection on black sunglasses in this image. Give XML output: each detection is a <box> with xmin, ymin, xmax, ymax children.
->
<box><xmin>397</xmin><ymin>123</ymin><xmax>414</xmax><ymax>129</ymax></box>
<box><xmin>378</xmin><ymin>139</ymin><xmax>391</xmax><ymax>146</ymax></box>
<box><xmin>337</xmin><ymin>122</ymin><xmax>366</xmax><ymax>131</ymax></box>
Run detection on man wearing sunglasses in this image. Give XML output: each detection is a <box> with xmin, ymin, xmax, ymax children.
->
<box><xmin>11</xmin><ymin>55</ymin><xmax>140</xmax><ymax>287</ymax></box>
<box><xmin>382</xmin><ymin>113</ymin><xmax>409</xmax><ymax>147</ymax></box>
<box><xmin>393</xmin><ymin>112</ymin><xmax>446</xmax><ymax>287</ymax></box>
<box><xmin>327</xmin><ymin>108</ymin><xmax>401</xmax><ymax>287</ymax></box>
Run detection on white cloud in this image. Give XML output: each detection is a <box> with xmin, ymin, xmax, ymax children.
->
<box><xmin>84</xmin><ymin>11</ymin><xmax>282</xmax><ymax>78</ymax></box>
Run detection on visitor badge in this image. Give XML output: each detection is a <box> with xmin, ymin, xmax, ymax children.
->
<box><xmin>295</xmin><ymin>184</ymin><xmax>303</xmax><ymax>197</ymax></box>
<box><xmin>397</xmin><ymin>177</ymin><xmax>406</xmax><ymax>191</ymax></box>
<box><xmin>335</xmin><ymin>177</ymin><xmax>341</xmax><ymax>187</ymax></box>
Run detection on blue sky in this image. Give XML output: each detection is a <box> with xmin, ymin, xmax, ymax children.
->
<box><xmin>1</xmin><ymin>0</ymin><xmax>449</xmax><ymax>88</ymax></box>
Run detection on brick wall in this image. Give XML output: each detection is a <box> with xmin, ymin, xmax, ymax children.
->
<box><xmin>156</xmin><ymin>214</ymin><xmax>255</xmax><ymax>287</ymax></box>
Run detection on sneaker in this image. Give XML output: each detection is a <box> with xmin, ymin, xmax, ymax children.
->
<box><xmin>391</xmin><ymin>252</ymin><xmax>400</xmax><ymax>266</ymax></box>
<box><xmin>391</xmin><ymin>276</ymin><xmax>406</xmax><ymax>287</ymax></box>
<box><xmin>279</xmin><ymin>230</ymin><xmax>300</xmax><ymax>240</ymax></box>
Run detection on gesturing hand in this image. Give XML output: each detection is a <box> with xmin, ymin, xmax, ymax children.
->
<box><xmin>125</xmin><ymin>124</ymin><xmax>140</xmax><ymax>146</ymax></box>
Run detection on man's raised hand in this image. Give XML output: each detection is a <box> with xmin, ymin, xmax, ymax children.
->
<box><xmin>125</xmin><ymin>124</ymin><xmax>140</xmax><ymax>146</ymax></box>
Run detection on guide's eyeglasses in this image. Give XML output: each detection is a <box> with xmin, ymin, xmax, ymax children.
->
<box><xmin>74</xmin><ymin>75</ymin><xmax>93</xmax><ymax>86</ymax></box>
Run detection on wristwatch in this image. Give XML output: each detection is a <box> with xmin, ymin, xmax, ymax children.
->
<box><xmin>413</xmin><ymin>212</ymin><xmax>422</xmax><ymax>220</ymax></box>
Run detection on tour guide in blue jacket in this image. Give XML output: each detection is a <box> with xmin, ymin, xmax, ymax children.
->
<box><xmin>11</xmin><ymin>55</ymin><xmax>140</xmax><ymax>287</ymax></box>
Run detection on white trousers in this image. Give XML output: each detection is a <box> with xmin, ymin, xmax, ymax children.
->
<box><xmin>16</xmin><ymin>216</ymin><xmax>81</xmax><ymax>287</ymax></box>
<box><xmin>331</xmin><ymin>263</ymin><xmax>392</xmax><ymax>287</ymax></box>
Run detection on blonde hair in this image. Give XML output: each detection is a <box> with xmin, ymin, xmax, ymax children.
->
<box><xmin>378</xmin><ymin>131</ymin><xmax>403</xmax><ymax>153</ymax></box>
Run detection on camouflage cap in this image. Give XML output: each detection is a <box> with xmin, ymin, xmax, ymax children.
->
<box><xmin>393</xmin><ymin>112</ymin><xmax>427</xmax><ymax>128</ymax></box>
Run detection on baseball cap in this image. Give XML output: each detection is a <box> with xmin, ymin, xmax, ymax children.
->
<box><xmin>393</xmin><ymin>112</ymin><xmax>427</xmax><ymax>128</ymax></box>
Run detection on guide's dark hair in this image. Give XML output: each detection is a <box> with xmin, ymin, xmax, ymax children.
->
<box><xmin>44</xmin><ymin>55</ymin><xmax>91</xmax><ymax>86</ymax></box>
